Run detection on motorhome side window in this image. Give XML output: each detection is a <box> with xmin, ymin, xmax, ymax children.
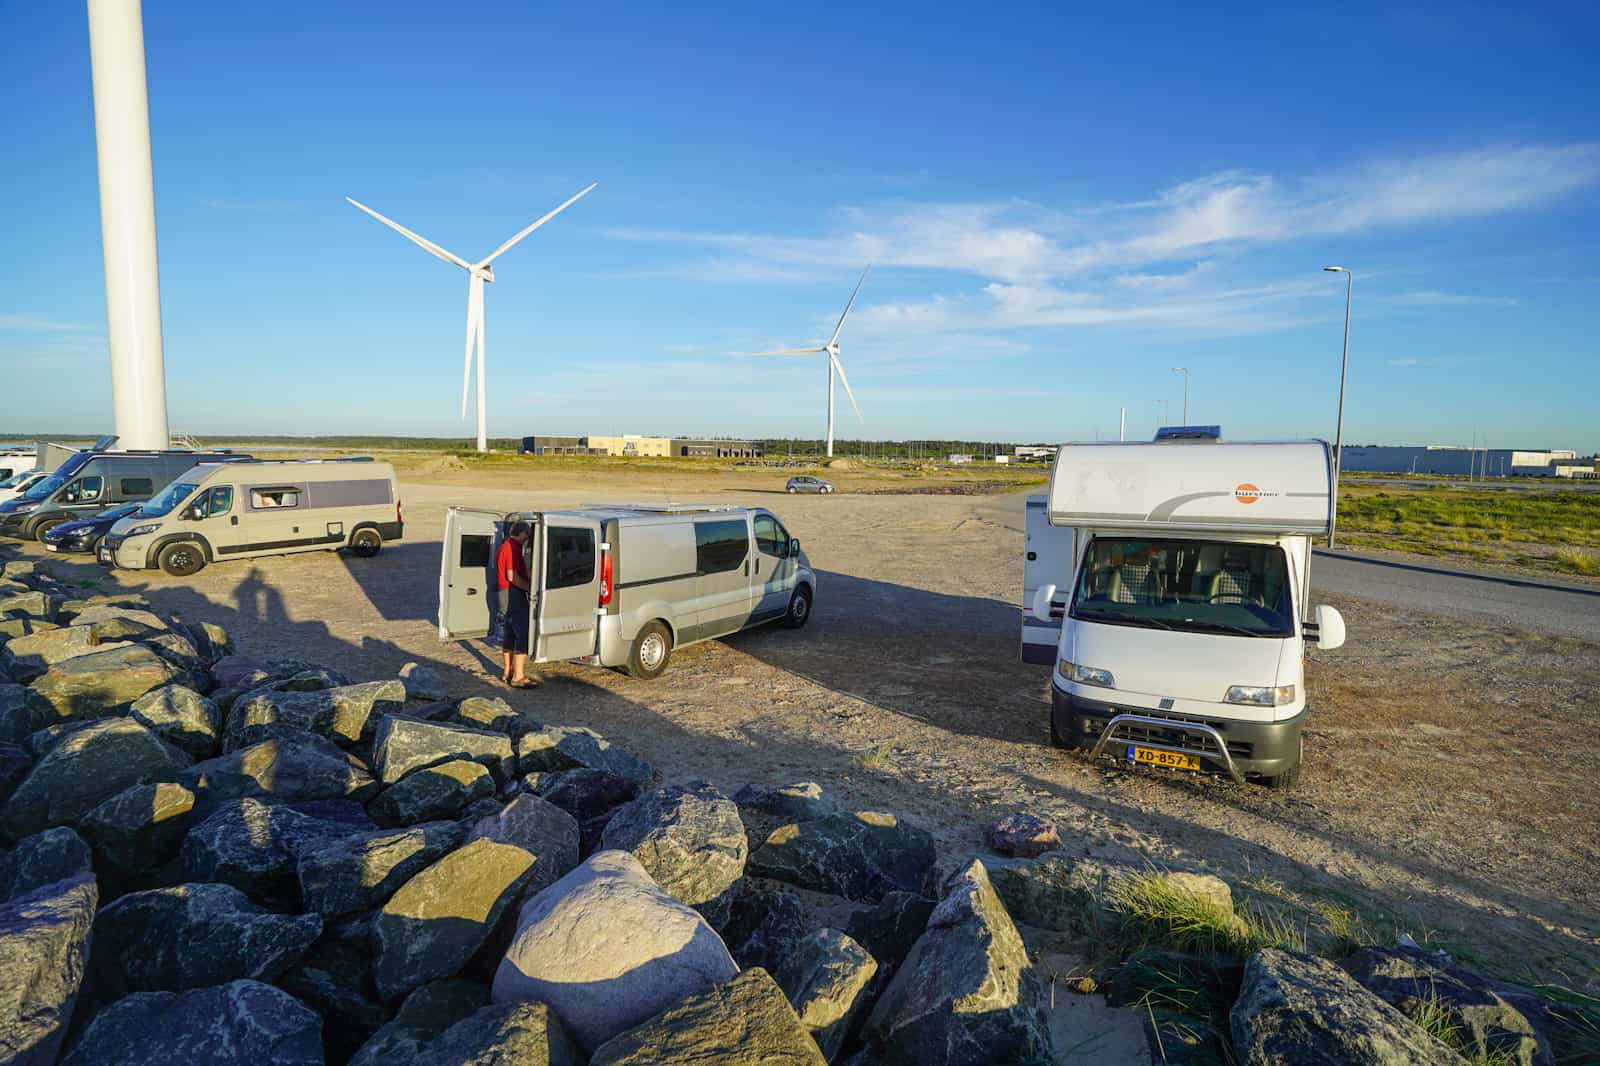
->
<box><xmin>545</xmin><ymin>527</ymin><xmax>596</xmax><ymax>589</ymax></box>
<box><xmin>695</xmin><ymin>519</ymin><xmax>749</xmax><ymax>574</ymax></box>
<box><xmin>1072</xmin><ymin>537</ymin><xmax>1293</xmax><ymax>637</ymax></box>
<box><xmin>62</xmin><ymin>476</ymin><xmax>103</xmax><ymax>502</ymax></box>
<box><xmin>120</xmin><ymin>478</ymin><xmax>154</xmax><ymax>497</ymax></box>
<box><xmin>754</xmin><ymin>515</ymin><xmax>787</xmax><ymax>556</ymax></box>
<box><xmin>250</xmin><ymin>487</ymin><xmax>300</xmax><ymax>509</ymax></box>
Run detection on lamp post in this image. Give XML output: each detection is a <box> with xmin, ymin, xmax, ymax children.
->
<box><xmin>1170</xmin><ymin>367</ymin><xmax>1189</xmax><ymax>423</ymax></box>
<box><xmin>1323</xmin><ymin>266</ymin><xmax>1353</xmax><ymax>548</ymax></box>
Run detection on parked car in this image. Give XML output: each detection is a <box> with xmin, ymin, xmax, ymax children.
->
<box><xmin>41</xmin><ymin>502</ymin><xmax>146</xmax><ymax>554</ymax></box>
<box><xmin>785</xmin><ymin>475</ymin><xmax>835</xmax><ymax>494</ymax></box>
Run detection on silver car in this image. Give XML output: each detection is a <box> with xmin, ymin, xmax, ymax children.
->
<box><xmin>786</xmin><ymin>475</ymin><xmax>835</xmax><ymax>494</ymax></box>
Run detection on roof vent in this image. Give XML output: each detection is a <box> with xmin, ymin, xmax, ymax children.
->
<box><xmin>1154</xmin><ymin>425</ymin><xmax>1222</xmax><ymax>441</ymax></box>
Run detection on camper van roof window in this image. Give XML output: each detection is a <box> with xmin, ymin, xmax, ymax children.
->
<box><xmin>1154</xmin><ymin>425</ymin><xmax>1222</xmax><ymax>441</ymax></box>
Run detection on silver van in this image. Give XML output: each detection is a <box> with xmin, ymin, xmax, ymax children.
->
<box><xmin>100</xmin><ymin>457</ymin><xmax>402</xmax><ymax>576</ymax></box>
<box><xmin>439</xmin><ymin>503</ymin><xmax>814</xmax><ymax>679</ymax></box>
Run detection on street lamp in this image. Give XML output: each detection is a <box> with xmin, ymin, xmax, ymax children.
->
<box><xmin>1323</xmin><ymin>266</ymin><xmax>1353</xmax><ymax>549</ymax></box>
<box><xmin>1170</xmin><ymin>366</ymin><xmax>1189</xmax><ymax>423</ymax></box>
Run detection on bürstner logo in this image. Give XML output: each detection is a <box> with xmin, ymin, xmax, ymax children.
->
<box><xmin>1235</xmin><ymin>483</ymin><xmax>1277</xmax><ymax>504</ymax></box>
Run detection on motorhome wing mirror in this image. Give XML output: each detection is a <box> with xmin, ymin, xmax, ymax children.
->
<box><xmin>1314</xmin><ymin>604</ymin><xmax>1346</xmax><ymax>651</ymax></box>
<box><xmin>183</xmin><ymin>504</ymin><xmax>204</xmax><ymax>521</ymax></box>
<box><xmin>1031</xmin><ymin>583</ymin><xmax>1058</xmax><ymax>624</ymax></box>
<box><xmin>789</xmin><ymin>538</ymin><xmax>801</xmax><ymax>558</ymax></box>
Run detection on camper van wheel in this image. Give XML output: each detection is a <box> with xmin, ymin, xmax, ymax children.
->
<box><xmin>32</xmin><ymin>519</ymin><xmax>66</xmax><ymax>544</ymax></box>
<box><xmin>158</xmin><ymin>541</ymin><xmax>206</xmax><ymax>577</ymax></box>
<box><xmin>627</xmin><ymin>622</ymin><xmax>672</xmax><ymax>680</ymax></box>
<box><xmin>350</xmin><ymin>528</ymin><xmax>383</xmax><ymax>557</ymax></box>
<box><xmin>783</xmin><ymin>585</ymin><xmax>812</xmax><ymax>629</ymax></box>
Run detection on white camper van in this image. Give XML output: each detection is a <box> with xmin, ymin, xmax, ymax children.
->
<box><xmin>1024</xmin><ymin>430</ymin><xmax>1346</xmax><ymax>788</ymax></box>
<box><xmin>438</xmin><ymin>503</ymin><xmax>815</xmax><ymax>679</ymax></box>
<box><xmin>100</xmin><ymin>458</ymin><xmax>402</xmax><ymax>575</ymax></box>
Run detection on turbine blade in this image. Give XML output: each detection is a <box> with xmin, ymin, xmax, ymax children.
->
<box><xmin>346</xmin><ymin>197</ymin><xmax>471</xmax><ymax>270</ymax></box>
<box><xmin>752</xmin><ymin>347</ymin><xmax>828</xmax><ymax>356</ymax></box>
<box><xmin>831</xmin><ymin>353</ymin><xmax>862</xmax><ymax>422</ymax></box>
<box><xmin>477</xmin><ymin>182</ymin><xmax>598</xmax><ymax>266</ymax></box>
<box><xmin>828</xmin><ymin>264</ymin><xmax>872</xmax><ymax>347</ymax></box>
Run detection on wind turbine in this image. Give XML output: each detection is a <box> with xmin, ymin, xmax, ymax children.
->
<box><xmin>346</xmin><ymin>183</ymin><xmax>597</xmax><ymax>452</ymax></box>
<box><xmin>757</xmin><ymin>266</ymin><xmax>870</xmax><ymax>458</ymax></box>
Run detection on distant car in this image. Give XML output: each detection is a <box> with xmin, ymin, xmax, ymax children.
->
<box><xmin>786</xmin><ymin>475</ymin><xmax>835</xmax><ymax>494</ymax></box>
<box><xmin>41</xmin><ymin>502</ymin><xmax>146</xmax><ymax>554</ymax></box>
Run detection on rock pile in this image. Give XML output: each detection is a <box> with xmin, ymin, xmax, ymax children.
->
<box><xmin>0</xmin><ymin>554</ymin><xmax>1572</xmax><ymax>1065</ymax></box>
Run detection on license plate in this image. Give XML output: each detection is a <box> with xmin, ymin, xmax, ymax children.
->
<box><xmin>44</xmin><ymin>544</ymin><xmax>59</xmax><ymax>552</ymax></box>
<box><xmin>1128</xmin><ymin>745</ymin><xmax>1202</xmax><ymax>771</ymax></box>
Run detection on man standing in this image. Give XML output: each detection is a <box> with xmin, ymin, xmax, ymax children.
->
<box><xmin>497</xmin><ymin>521</ymin><xmax>534</xmax><ymax>688</ymax></box>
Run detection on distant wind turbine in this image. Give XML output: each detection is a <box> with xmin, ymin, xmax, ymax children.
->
<box><xmin>756</xmin><ymin>266</ymin><xmax>870</xmax><ymax>458</ymax></box>
<box><xmin>346</xmin><ymin>184</ymin><xmax>597</xmax><ymax>452</ymax></box>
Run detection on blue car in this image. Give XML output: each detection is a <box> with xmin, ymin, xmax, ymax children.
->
<box><xmin>41</xmin><ymin>502</ymin><xmax>146</xmax><ymax>554</ymax></box>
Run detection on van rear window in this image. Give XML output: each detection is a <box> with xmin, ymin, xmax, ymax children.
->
<box><xmin>459</xmin><ymin>534</ymin><xmax>492</xmax><ymax>569</ymax></box>
<box><xmin>695</xmin><ymin>519</ymin><xmax>749</xmax><ymax>575</ymax></box>
<box><xmin>546</xmin><ymin>527</ymin><xmax>595</xmax><ymax>589</ymax></box>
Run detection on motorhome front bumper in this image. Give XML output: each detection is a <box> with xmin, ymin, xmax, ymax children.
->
<box><xmin>1052</xmin><ymin>684</ymin><xmax>1303</xmax><ymax>781</ymax></box>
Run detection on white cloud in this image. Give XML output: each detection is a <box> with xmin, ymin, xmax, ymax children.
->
<box><xmin>1382</xmin><ymin>290</ymin><xmax>1519</xmax><ymax>307</ymax></box>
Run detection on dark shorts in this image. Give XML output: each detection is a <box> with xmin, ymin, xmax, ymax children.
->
<box><xmin>501</xmin><ymin>587</ymin><xmax>530</xmax><ymax>653</ymax></box>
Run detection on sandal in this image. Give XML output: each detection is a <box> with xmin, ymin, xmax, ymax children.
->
<box><xmin>509</xmin><ymin>678</ymin><xmax>536</xmax><ymax>689</ymax></box>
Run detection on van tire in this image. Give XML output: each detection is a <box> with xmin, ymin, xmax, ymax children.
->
<box><xmin>32</xmin><ymin>519</ymin><xmax>67</xmax><ymax>543</ymax></box>
<box><xmin>783</xmin><ymin>585</ymin><xmax>812</xmax><ymax>629</ymax></box>
<box><xmin>158</xmin><ymin>541</ymin><xmax>206</xmax><ymax>577</ymax></box>
<box><xmin>350</xmin><ymin>528</ymin><xmax>383</xmax><ymax>557</ymax></box>
<box><xmin>627</xmin><ymin>622</ymin><xmax>672</xmax><ymax>680</ymax></box>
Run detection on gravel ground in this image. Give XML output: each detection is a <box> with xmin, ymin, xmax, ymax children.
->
<box><xmin>23</xmin><ymin>467</ymin><xmax>1600</xmax><ymax>991</ymax></box>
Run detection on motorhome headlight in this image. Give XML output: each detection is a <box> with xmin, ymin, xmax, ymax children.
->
<box><xmin>1224</xmin><ymin>684</ymin><xmax>1296</xmax><ymax>707</ymax></box>
<box><xmin>7</xmin><ymin>503</ymin><xmax>37</xmax><ymax>514</ymax></box>
<box><xmin>125</xmin><ymin>523</ymin><xmax>162</xmax><ymax>538</ymax></box>
<box><xmin>1059</xmin><ymin>661</ymin><xmax>1115</xmax><ymax>689</ymax></box>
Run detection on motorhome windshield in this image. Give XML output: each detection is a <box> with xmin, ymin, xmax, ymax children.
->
<box><xmin>16</xmin><ymin>452</ymin><xmax>93</xmax><ymax>502</ymax></box>
<box><xmin>1070</xmin><ymin>537</ymin><xmax>1294</xmax><ymax>637</ymax></box>
<box><xmin>0</xmin><ymin>470</ymin><xmax>35</xmax><ymax>489</ymax></box>
<box><xmin>138</xmin><ymin>479</ymin><xmax>203</xmax><ymax>518</ymax></box>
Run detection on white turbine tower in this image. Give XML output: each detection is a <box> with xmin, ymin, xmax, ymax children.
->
<box><xmin>758</xmin><ymin>266</ymin><xmax>870</xmax><ymax>458</ymax></box>
<box><xmin>346</xmin><ymin>183</ymin><xmax>596</xmax><ymax>452</ymax></box>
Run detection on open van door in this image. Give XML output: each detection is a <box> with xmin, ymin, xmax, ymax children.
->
<box><xmin>439</xmin><ymin>507</ymin><xmax>504</xmax><ymax>640</ymax></box>
<box><xmin>533</xmin><ymin>517</ymin><xmax>602</xmax><ymax>662</ymax></box>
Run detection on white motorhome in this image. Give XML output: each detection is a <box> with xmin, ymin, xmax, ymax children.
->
<box><xmin>1024</xmin><ymin>431</ymin><xmax>1346</xmax><ymax>788</ymax></box>
<box><xmin>438</xmin><ymin>503</ymin><xmax>815</xmax><ymax>679</ymax></box>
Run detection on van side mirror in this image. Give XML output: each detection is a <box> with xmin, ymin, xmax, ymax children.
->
<box><xmin>183</xmin><ymin>504</ymin><xmax>204</xmax><ymax>521</ymax></box>
<box><xmin>788</xmin><ymin>538</ymin><xmax>800</xmax><ymax>558</ymax></box>
<box><xmin>1313</xmin><ymin>605</ymin><xmax>1346</xmax><ymax>650</ymax></box>
<box><xmin>1031</xmin><ymin>583</ymin><xmax>1058</xmax><ymax>624</ymax></box>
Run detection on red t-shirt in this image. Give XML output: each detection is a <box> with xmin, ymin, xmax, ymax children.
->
<box><xmin>496</xmin><ymin>538</ymin><xmax>529</xmax><ymax>590</ymax></box>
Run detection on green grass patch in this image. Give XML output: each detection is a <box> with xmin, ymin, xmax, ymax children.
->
<box><xmin>852</xmin><ymin>740</ymin><xmax>896</xmax><ymax>771</ymax></box>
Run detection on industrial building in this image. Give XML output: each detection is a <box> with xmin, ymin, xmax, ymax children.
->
<box><xmin>1338</xmin><ymin>445</ymin><xmax>1578</xmax><ymax>478</ymax></box>
<box><xmin>518</xmin><ymin>435</ymin><xmax>762</xmax><ymax>458</ymax></box>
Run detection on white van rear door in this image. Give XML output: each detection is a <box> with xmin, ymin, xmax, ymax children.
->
<box><xmin>534</xmin><ymin>517</ymin><xmax>602</xmax><ymax>662</ymax></box>
<box><xmin>1022</xmin><ymin>495</ymin><xmax>1074</xmax><ymax>665</ymax></box>
<box><xmin>439</xmin><ymin>507</ymin><xmax>504</xmax><ymax>640</ymax></box>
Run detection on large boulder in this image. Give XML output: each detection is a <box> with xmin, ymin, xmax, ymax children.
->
<box><xmin>129</xmin><ymin>685</ymin><xmax>222</xmax><ymax>759</ymax></box>
<box><xmin>179</xmin><ymin>620</ymin><xmax>233</xmax><ymax>666</ymax></box>
<box><xmin>182</xmin><ymin>797</ymin><xmax>375</xmax><ymax>906</ymax></box>
<box><xmin>92</xmin><ymin>882</ymin><xmax>321</xmax><ymax>996</ymax></box>
<box><xmin>0</xmin><ymin>827</ymin><xmax>92</xmax><ymax>902</ymax></box>
<box><xmin>141</xmin><ymin>632</ymin><xmax>208</xmax><ymax>676</ymax></box>
<box><xmin>0</xmin><ymin>743</ymin><xmax>28</xmax><ymax>807</ymax></box>
<box><xmin>64</xmin><ymin>604</ymin><xmax>171</xmax><ymax>642</ymax></box>
<box><xmin>1231</xmin><ymin>948</ymin><xmax>1469</xmax><ymax>1066</ymax></box>
<box><xmin>722</xmin><ymin>887</ymin><xmax>811</xmax><ymax>973</ymax></box>
<box><xmin>79</xmin><ymin>781</ymin><xmax>196</xmax><ymax>886</ymax></box>
<box><xmin>493</xmin><ymin>850</ymin><xmax>739</xmax><ymax>1052</ymax></box>
<box><xmin>748</xmin><ymin>811</ymin><xmax>937</xmax><ymax>903</ymax></box>
<box><xmin>1341</xmin><ymin>946</ymin><xmax>1552</xmax><ymax>1066</ymax></box>
<box><xmin>373</xmin><ymin>715</ymin><xmax>516</xmax><ymax>785</ymax></box>
<box><xmin>845</xmin><ymin>891</ymin><xmax>936</xmax><ymax>976</ymax></box>
<box><xmin>1</xmin><ymin>717</ymin><xmax>190</xmax><ymax>840</ymax></box>
<box><xmin>864</xmin><ymin>859</ymin><xmax>1051</xmax><ymax>1065</ymax></box>
<box><xmin>25</xmin><ymin>643</ymin><xmax>179</xmax><ymax>724</ymax></box>
<box><xmin>348</xmin><ymin>979</ymin><xmax>489</xmax><ymax>1066</ymax></box>
<box><xmin>0</xmin><ymin>686</ymin><xmax>30</xmax><ymax>744</ymax></box>
<box><xmin>180</xmin><ymin>732</ymin><xmax>379</xmax><ymax>810</ymax></box>
<box><xmin>590</xmin><ymin>967</ymin><xmax>828</xmax><ymax>1066</ymax></box>
<box><xmin>0</xmin><ymin>591</ymin><xmax>53</xmax><ymax>621</ymax></box>
<box><xmin>732</xmin><ymin>781</ymin><xmax>835</xmax><ymax>846</ymax></box>
<box><xmin>516</xmin><ymin>725</ymin><xmax>653</xmax><ymax>786</ymax></box>
<box><xmin>60</xmin><ymin>979</ymin><xmax>323</xmax><ymax>1066</ymax></box>
<box><xmin>373</xmin><ymin>837</ymin><xmax>539</xmax><ymax>1001</ymax></box>
<box><xmin>370</xmin><ymin>759</ymin><xmax>495</xmax><ymax>826</ymax></box>
<box><xmin>532</xmin><ymin>768</ymin><xmax>639</xmax><ymax>854</ymax></box>
<box><xmin>224</xmin><ymin>680</ymin><xmax>407</xmax><ymax>751</ymax></box>
<box><xmin>980</xmin><ymin>852</ymin><xmax>1118</xmax><ymax>934</ymax></box>
<box><xmin>775</xmin><ymin>928</ymin><xmax>879</xmax><ymax>1061</ymax></box>
<box><xmin>277</xmin><ymin>933</ymin><xmax>390</xmax><ymax>1065</ymax></box>
<box><xmin>0</xmin><ymin>874</ymin><xmax>96</xmax><ymax>1066</ymax></box>
<box><xmin>298</xmin><ymin>819</ymin><xmax>466</xmax><ymax>917</ymax></box>
<box><xmin>1</xmin><ymin>625</ymin><xmax>100</xmax><ymax>682</ymax></box>
<box><xmin>399</xmin><ymin>662</ymin><xmax>448</xmax><ymax>702</ymax></box>
<box><xmin>466</xmin><ymin>793</ymin><xmax>581</xmax><ymax>895</ymax></box>
<box><xmin>415</xmin><ymin>1002</ymin><xmax>584</xmax><ymax>1066</ymax></box>
<box><xmin>454</xmin><ymin>695</ymin><xmax>519</xmax><ymax>733</ymax></box>
<box><xmin>599</xmin><ymin>780</ymin><xmax>747</xmax><ymax>924</ymax></box>
<box><xmin>0</xmin><ymin>619</ymin><xmax>56</xmax><ymax>642</ymax></box>
<box><xmin>984</xmin><ymin>812</ymin><xmax>1062</xmax><ymax>858</ymax></box>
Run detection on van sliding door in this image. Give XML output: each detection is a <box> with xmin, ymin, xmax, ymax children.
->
<box><xmin>534</xmin><ymin>519</ymin><xmax>602</xmax><ymax>662</ymax></box>
<box><xmin>438</xmin><ymin>507</ymin><xmax>505</xmax><ymax>640</ymax></box>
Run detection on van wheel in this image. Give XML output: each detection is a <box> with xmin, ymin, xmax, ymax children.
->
<box><xmin>158</xmin><ymin>541</ymin><xmax>206</xmax><ymax>577</ymax></box>
<box><xmin>783</xmin><ymin>585</ymin><xmax>812</xmax><ymax>629</ymax></box>
<box><xmin>33</xmin><ymin>519</ymin><xmax>67</xmax><ymax>543</ymax></box>
<box><xmin>627</xmin><ymin>622</ymin><xmax>672</xmax><ymax>680</ymax></box>
<box><xmin>350</xmin><ymin>528</ymin><xmax>383</xmax><ymax>557</ymax></box>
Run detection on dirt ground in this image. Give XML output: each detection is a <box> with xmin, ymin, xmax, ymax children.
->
<box><xmin>23</xmin><ymin>461</ymin><xmax>1600</xmax><ymax>996</ymax></box>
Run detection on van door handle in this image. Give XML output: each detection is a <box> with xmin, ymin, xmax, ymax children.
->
<box><xmin>466</xmin><ymin>588</ymin><xmax>478</xmax><ymax>596</ymax></box>
<box><xmin>754</xmin><ymin>558</ymin><xmax>760</xmax><ymax>575</ymax></box>
<box><xmin>231</xmin><ymin>516</ymin><xmax>238</xmax><ymax>526</ymax></box>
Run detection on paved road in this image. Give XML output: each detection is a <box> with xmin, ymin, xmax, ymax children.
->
<box><xmin>976</xmin><ymin>492</ymin><xmax>1600</xmax><ymax>639</ymax></box>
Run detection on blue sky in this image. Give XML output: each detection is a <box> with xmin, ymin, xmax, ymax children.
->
<box><xmin>3</xmin><ymin>2</ymin><xmax>1598</xmax><ymax>450</ymax></box>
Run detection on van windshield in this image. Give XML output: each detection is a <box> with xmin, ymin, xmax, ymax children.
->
<box><xmin>1070</xmin><ymin>537</ymin><xmax>1294</xmax><ymax>637</ymax></box>
<box><xmin>138</xmin><ymin>479</ymin><xmax>203</xmax><ymax>518</ymax></box>
<box><xmin>0</xmin><ymin>469</ymin><xmax>35</xmax><ymax>489</ymax></box>
<box><xmin>18</xmin><ymin>472</ymin><xmax>68</xmax><ymax>502</ymax></box>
